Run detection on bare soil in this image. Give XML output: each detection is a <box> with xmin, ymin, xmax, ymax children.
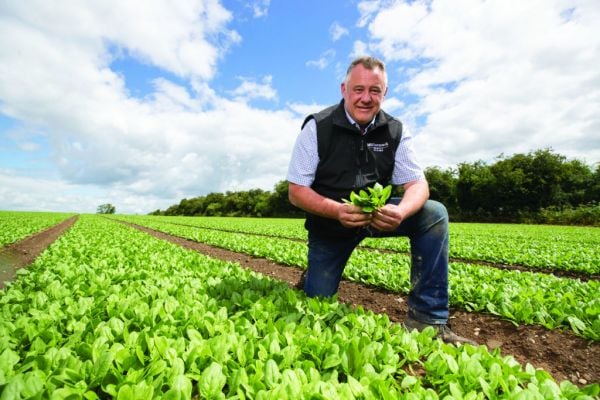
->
<box><xmin>0</xmin><ymin>216</ymin><xmax>78</xmax><ymax>289</ymax></box>
<box><xmin>1</xmin><ymin>217</ymin><xmax>597</xmax><ymax>387</ymax></box>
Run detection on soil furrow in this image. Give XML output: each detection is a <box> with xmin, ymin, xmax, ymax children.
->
<box><xmin>0</xmin><ymin>215</ymin><xmax>78</xmax><ymax>289</ymax></box>
<box><xmin>124</xmin><ymin>221</ymin><xmax>599</xmax><ymax>387</ymax></box>
<box><xmin>156</xmin><ymin>220</ymin><xmax>598</xmax><ymax>281</ymax></box>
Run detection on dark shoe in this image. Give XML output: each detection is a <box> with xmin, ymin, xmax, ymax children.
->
<box><xmin>404</xmin><ymin>317</ymin><xmax>477</xmax><ymax>346</ymax></box>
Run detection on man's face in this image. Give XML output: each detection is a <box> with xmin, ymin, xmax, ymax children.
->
<box><xmin>341</xmin><ymin>64</ymin><xmax>388</xmax><ymax>126</ymax></box>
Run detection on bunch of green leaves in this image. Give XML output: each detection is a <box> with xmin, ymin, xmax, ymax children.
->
<box><xmin>342</xmin><ymin>183</ymin><xmax>392</xmax><ymax>213</ymax></box>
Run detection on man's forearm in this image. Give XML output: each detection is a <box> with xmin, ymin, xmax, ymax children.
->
<box><xmin>288</xmin><ymin>182</ymin><xmax>341</xmax><ymax>219</ymax></box>
<box><xmin>397</xmin><ymin>180</ymin><xmax>430</xmax><ymax>219</ymax></box>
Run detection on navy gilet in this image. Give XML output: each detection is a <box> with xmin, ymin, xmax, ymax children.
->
<box><xmin>302</xmin><ymin>100</ymin><xmax>402</xmax><ymax>237</ymax></box>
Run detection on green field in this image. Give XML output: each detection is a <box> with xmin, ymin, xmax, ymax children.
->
<box><xmin>0</xmin><ymin>212</ymin><xmax>598</xmax><ymax>399</ymax></box>
<box><xmin>0</xmin><ymin>211</ymin><xmax>74</xmax><ymax>247</ymax></box>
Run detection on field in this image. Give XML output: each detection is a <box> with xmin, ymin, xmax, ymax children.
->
<box><xmin>0</xmin><ymin>212</ymin><xmax>598</xmax><ymax>399</ymax></box>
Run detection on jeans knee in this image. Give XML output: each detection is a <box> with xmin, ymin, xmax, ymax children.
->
<box><xmin>422</xmin><ymin>200</ymin><xmax>448</xmax><ymax>228</ymax></box>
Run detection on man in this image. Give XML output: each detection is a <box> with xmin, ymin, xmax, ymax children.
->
<box><xmin>286</xmin><ymin>56</ymin><xmax>475</xmax><ymax>345</ymax></box>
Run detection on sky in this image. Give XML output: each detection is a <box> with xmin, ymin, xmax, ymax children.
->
<box><xmin>0</xmin><ymin>0</ymin><xmax>599</xmax><ymax>214</ymax></box>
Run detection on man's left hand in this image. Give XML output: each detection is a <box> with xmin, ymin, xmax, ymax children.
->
<box><xmin>370</xmin><ymin>204</ymin><xmax>404</xmax><ymax>232</ymax></box>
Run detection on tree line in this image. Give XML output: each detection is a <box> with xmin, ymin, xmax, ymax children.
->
<box><xmin>151</xmin><ymin>149</ymin><xmax>599</xmax><ymax>225</ymax></box>
<box><xmin>152</xmin><ymin>180</ymin><xmax>302</xmax><ymax>218</ymax></box>
<box><xmin>425</xmin><ymin>149</ymin><xmax>599</xmax><ymax>224</ymax></box>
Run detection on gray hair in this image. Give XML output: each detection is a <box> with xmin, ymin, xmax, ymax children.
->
<box><xmin>344</xmin><ymin>56</ymin><xmax>387</xmax><ymax>86</ymax></box>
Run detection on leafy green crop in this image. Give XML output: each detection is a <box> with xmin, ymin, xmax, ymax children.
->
<box><xmin>342</xmin><ymin>183</ymin><xmax>392</xmax><ymax>213</ymax></box>
<box><xmin>0</xmin><ymin>211</ymin><xmax>74</xmax><ymax>247</ymax></box>
<box><xmin>115</xmin><ymin>216</ymin><xmax>600</xmax><ymax>341</ymax></box>
<box><xmin>2</xmin><ymin>215</ymin><xmax>598</xmax><ymax>398</ymax></box>
<box><xmin>122</xmin><ymin>216</ymin><xmax>600</xmax><ymax>275</ymax></box>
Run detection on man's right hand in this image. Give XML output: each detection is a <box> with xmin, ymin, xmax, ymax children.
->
<box><xmin>289</xmin><ymin>183</ymin><xmax>372</xmax><ymax>228</ymax></box>
<box><xmin>337</xmin><ymin>203</ymin><xmax>372</xmax><ymax>228</ymax></box>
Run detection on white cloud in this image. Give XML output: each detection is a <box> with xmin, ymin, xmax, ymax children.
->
<box><xmin>306</xmin><ymin>49</ymin><xmax>336</xmax><ymax>70</ymax></box>
<box><xmin>0</xmin><ymin>1</ymin><xmax>299</xmax><ymax>213</ymax></box>
<box><xmin>382</xmin><ymin>97</ymin><xmax>405</xmax><ymax>115</ymax></box>
<box><xmin>351</xmin><ymin>40</ymin><xmax>370</xmax><ymax>58</ymax></box>
<box><xmin>286</xmin><ymin>102</ymin><xmax>331</xmax><ymax>118</ymax></box>
<box><xmin>330</xmin><ymin>22</ymin><xmax>349</xmax><ymax>41</ymax></box>
<box><xmin>18</xmin><ymin>142</ymin><xmax>40</xmax><ymax>152</ymax></box>
<box><xmin>357</xmin><ymin>0</ymin><xmax>382</xmax><ymax>28</ymax></box>
<box><xmin>251</xmin><ymin>0</ymin><xmax>271</xmax><ymax>18</ymax></box>
<box><xmin>229</xmin><ymin>75</ymin><xmax>278</xmax><ymax>102</ymax></box>
<box><xmin>361</xmin><ymin>0</ymin><xmax>600</xmax><ymax>167</ymax></box>
<box><xmin>0</xmin><ymin>168</ymin><xmax>164</xmax><ymax>214</ymax></box>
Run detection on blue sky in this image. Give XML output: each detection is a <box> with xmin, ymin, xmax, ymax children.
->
<box><xmin>0</xmin><ymin>0</ymin><xmax>599</xmax><ymax>214</ymax></box>
<box><xmin>108</xmin><ymin>1</ymin><xmax>377</xmax><ymax>107</ymax></box>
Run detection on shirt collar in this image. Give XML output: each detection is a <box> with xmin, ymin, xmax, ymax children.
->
<box><xmin>343</xmin><ymin>107</ymin><xmax>376</xmax><ymax>135</ymax></box>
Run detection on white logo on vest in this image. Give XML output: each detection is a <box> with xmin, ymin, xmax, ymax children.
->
<box><xmin>366</xmin><ymin>142</ymin><xmax>389</xmax><ymax>152</ymax></box>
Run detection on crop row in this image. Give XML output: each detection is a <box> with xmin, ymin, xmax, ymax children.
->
<box><xmin>1</xmin><ymin>215</ymin><xmax>596</xmax><ymax>398</ymax></box>
<box><xmin>111</xmin><ymin>216</ymin><xmax>600</xmax><ymax>342</ymax></box>
<box><xmin>130</xmin><ymin>216</ymin><xmax>600</xmax><ymax>275</ymax></box>
<box><xmin>0</xmin><ymin>211</ymin><xmax>74</xmax><ymax>248</ymax></box>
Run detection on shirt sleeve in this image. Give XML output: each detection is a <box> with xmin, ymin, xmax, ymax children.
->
<box><xmin>391</xmin><ymin>127</ymin><xmax>426</xmax><ymax>185</ymax></box>
<box><xmin>286</xmin><ymin>118</ymin><xmax>319</xmax><ymax>187</ymax></box>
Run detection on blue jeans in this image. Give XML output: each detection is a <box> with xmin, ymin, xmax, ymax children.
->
<box><xmin>303</xmin><ymin>199</ymin><xmax>449</xmax><ymax>324</ymax></box>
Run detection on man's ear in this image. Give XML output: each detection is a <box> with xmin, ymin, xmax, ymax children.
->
<box><xmin>340</xmin><ymin>82</ymin><xmax>346</xmax><ymax>96</ymax></box>
<box><xmin>384</xmin><ymin>86</ymin><xmax>388</xmax><ymax>97</ymax></box>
